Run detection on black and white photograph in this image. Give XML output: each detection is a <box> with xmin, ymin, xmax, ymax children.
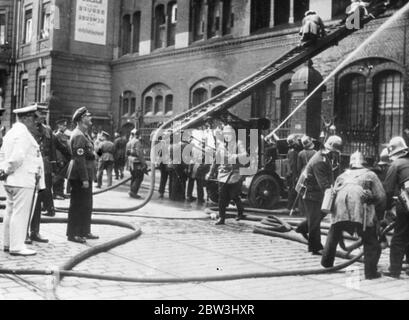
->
<box><xmin>0</xmin><ymin>0</ymin><xmax>408</xmax><ymax>305</ymax></box>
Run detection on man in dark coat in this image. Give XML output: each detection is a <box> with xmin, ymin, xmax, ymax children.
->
<box><xmin>295</xmin><ymin>135</ymin><xmax>343</xmax><ymax>254</ymax></box>
<box><xmin>287</xmin><ymin>134</ymin><xmax>302</xmax><ymax>211</ymax></box>
<box><xmin>383</xmin><ymin>137</ymin><xmax>409</xmax><ymax>278</ymax></box>
<box><xmin>53</xmin><ymin>119</ymin><xmax>71</xmax><ymax>200</ymax></box>
<box><xmin>66</xmin><ymin>107</ymin><xmax>99</xmax><ymax>243</ymax></box>
<box><xmin>128</xmin><ymin>129</ymin><xmax>146</xmax><ymax>199</ymax></box>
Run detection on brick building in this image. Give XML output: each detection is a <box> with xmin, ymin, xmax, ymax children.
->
<box><xmin>2</xmin><ymin>0</ymin><xmax>408</xmax><ymax>160</ymax></box>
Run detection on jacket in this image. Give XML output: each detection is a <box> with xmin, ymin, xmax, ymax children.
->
<box><xmin>210</xmin><ymin>140</ymin><xmax>247</xmax><ymax>184</ymax></box>
<box><xmin>297</xmin><ymin>149</ymin><xmax>317</xmax><ymax>177</ymax></box>
<box><xmin>300</xmin><ymin>14</ymin><xmax>325</xmax><ymax>37</ymax></box>
<box><xmin>303</xmin><ymin>150</ymin><xmax>334</xmax><ymax>202</ymax></box>
<box><xmin>54</xmin><ymin>130</ymin><xmax>71</xmax><ymax>167</ymax></box>
<box><xmin>97</xmin><ymin>140</ymin><xmax>115</xmax><ymax>162</ymax></box>
<box><xmin>113</xmin><ymin>136</ymin><xmax>127</xmax><ymax>161</ymax></box>
<box><xmin>66</xmin><ymin>127</ymin><xmax>95</xmax><ymax>182</ymax></box>
<box><xmin>332</xmin><ymin>168</ymin><xmax>386</xmax><ymax>228</ymax></box>
<box><xmin>383</xmin><ymin>155</ymin><xmax>409</xmax><ymax>211</ymax></box>
<box><xmin>31</xmin><ymin>123</ymin><xmax>57</xmax><ymax>174</ymax></box>
<box><xmin>0</xmin><ymin>122</ymin><xmax>45</xmax><ymax>190</ymax></box>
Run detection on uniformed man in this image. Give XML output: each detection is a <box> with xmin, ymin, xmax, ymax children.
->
<box><xmin>28</xmin><ymin>104</ymin><xmax>57</xmax><ymax>244</ymax></box>
<box><xmin>0</xmin><ymin>105</ymin><xmax>45</xmax><ymax>256</ymax></box>
<box><xmin>383</xmin><ymin>137</ymin><xmax>409</xmax><ymax>278</ymax></box>
<box><xmin>207</xmin><ymin>125</ymin><xmax>248</xmax><ymax>225</ymax></box>
<box><xmin>299</xmin><ymin>10</ymin><xmax>326</xmax><ymax>46</ymax></box>
<box><xmin>66</xmin><ymin>107</ymin><xmax>99</xmax><ymax>243</ymax></box>
<box><xmin>287</xmin><ymin>134</ymin><xmax>302</xmax><ymax>211</ymax></box>
<box><xmin>295</xmin><ymin>135</ymin><xmax>342</xmax><ymax>254</ymax></box>
<box><xmin>321</xmin><ymin>151</ymin><xmax>386</xmax><ymax>279</ymax></box>
<box><xmin>128</xmin><ymin>129</ymin><xmax>146</xmax><ymax>199</ymax></box>
<box><xmin>113</xmin><ymin>132</ymin><xmax>127</xmax><ymax>180</ymax></box>
<box><xmin>96</xmin><ymin>131</ymin><xmax>115</xmax><ymax>188</ymax></box>
<box><xmin>53</xmin><ymin>119</ymin><xmax>71</xmax><ymax>200</ymax></box>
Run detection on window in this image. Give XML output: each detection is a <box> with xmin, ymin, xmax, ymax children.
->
<box><xmin>40</xmin><ymin>1</ymin><xmax>51</xmax><ymax>39</ymax></box>
<box><xmin>143</xmin><ymin>83</ymin><xmax>173</xmax><ymax>116</ymax></box>
<box><xmin>192</xmin><ymin>88</ymin><xmax>208</xmax><ymax>107</ymax></box>
<box><xmin>339</xmin><ymin>75</ymin><xmax>368</xmax><ymax>128</ymax></box>
<box><xmin>294</xmin><ymin>0</ymin><xmax>309</xmax><ymax>22</ymax></box>
<box><xmin>21</xmin><ymin>78</ymin><xmax>28</xmax><ymax>107</ymax></box>
<box><xmin>332</xmin><ymin>0</ymin><xmax>350</xmax><ymax>18</ymax></box>
<box><xmin>274</xmin><ymin>0</ymin><xmax>290</xmax><ymax>26</ymax></box>
<box><xmin>165</xmin><ymin>95</ymin><xmax>173</xmax><ymax>115</ymax></box>
<box><xmin>374</xmin><ymin>72</ymin><xmax>404</xmax><ymax>143</ymax></box>
<box><xmin>251</xmin><ymin>0</ymin><xmax>270</xmax><ymax>33</ymax></box>
<box><xmin>154</xmin><ymin>4</ymin><xmax>166</xmax><ymax>49</ymax></box>
<box><xmin>132</xmin><ymin>12</ymin><xmax>141</xmax><ymax>53</ymax></box>
<box><xmin>38</xmin><ymin>78</ymin><xmax>47</xmax><ymax>102</ymax></box>
<box><xmin>190</xmin><ymin>77</ymin><xmax>227</xmax><ymax>108</ymax></box>
<box><xmin>193</xmin><ymin>0</ymin><xmax>205</xmax><ymax>41</ymax></box>
<box><xmin>154</xmin><ymin>96</ymin><xmax>164</xmax><ymax>115</ymax></box>
<box><xmin>144</xmin><ymin>96</ymin><xmax>153</xmax><ymax>115</ymax></box>
<box><xmin>0</xmin><ymin>11</ymin><xmax>6</xmax><ymax>45</ymax></box>
<box><xmin>24</xmin><ymin>8</ymin><xmax>33</xmax><ymax>44</ymax></box>
<box><xmin>168</xmin><ymin>2</ymin><xmax>177</xmax><ymax>46</ymax></box>
<box><xmin>121</xmin><ymin>15</ymin><xmax>131</xmax><ymax>55</ymax></box>
<box><xmin>121</xmin><ymin>91</ymin><xmax>136</xmax><ymax>117</ymax></box>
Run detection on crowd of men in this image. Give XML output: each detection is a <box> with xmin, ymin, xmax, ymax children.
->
<box><xmin>283</xmin><ymin>132</ymin><xmax>409</xmax><ymax>280</ymax></box>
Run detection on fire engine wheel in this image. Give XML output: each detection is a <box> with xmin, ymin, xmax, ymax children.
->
<box><xmin>248</xmin><ymin>174</ymin><xmax>280</xmax><ymax>210</ymax></box>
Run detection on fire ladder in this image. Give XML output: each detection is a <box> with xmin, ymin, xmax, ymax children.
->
<box><xmin>159</xmin><ymin>2</ymin><xmax>389</xmax><ymax>137</ymax></box>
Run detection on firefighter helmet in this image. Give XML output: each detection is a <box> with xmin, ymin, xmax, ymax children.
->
<box><xmin>324</xmin><ymin>135</ymin><xmax>343</xmax><ymax>153</ymax></box>
<box><xmin>388</xmin><ymin>136</ymin><xmax>408</xmax><ymax>160</ymax></box>
<box><xmin>378</xmin><ymin>148</ymin><xmax>390</xmax><ymax>165</ymax></box>
<box><xmin>301</xmin><ymin>135</ymin><xmax>314</xmax><ymax>150</ymax></box>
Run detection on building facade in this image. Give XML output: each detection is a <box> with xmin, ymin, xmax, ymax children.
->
<box><xmin>1</xmin><ymin>0</ymin><xmax>408</xmax><ymax>160</ymax></box>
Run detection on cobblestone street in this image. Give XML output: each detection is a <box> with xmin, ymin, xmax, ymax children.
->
<box><xmin>0</xmin><ymin>175</ymin><xmax>408</xmax><ymax>300</ymax></box>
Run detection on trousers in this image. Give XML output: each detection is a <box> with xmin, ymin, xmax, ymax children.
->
<box><xmin>296</xmin><ymin>199</ymin><xmax>324</xmax><ymax>252</ymax></box>
<box><xmin>130</xmin><ymin>168</ymin><xmax>144</xmax><ymax>196</ymax></box>
<box><xmin>97</xmin><ymin>160</ymin><xmax>114</xmax><ymax>187</ymax></box>
<box><xmin>158</xmin><ymin>164</ymin><xmax>169</xmax><ymax>195</ymax></box>
<box><xmin>3</xmin><ymin>186</ymin><xmax>35</xmax><ymax>251</ymax></box>
<box><xmin>30</xmin><ymin>173</ymin><xmax>54</xmax><ymax>235</ymax></box>
<box><xmin>389</xmin><ymin>207</ymin><xmax>409</xmax><ymax>275</ymax></box>
<box><xmin>218</xmin><ymin>181</ymin><xmax>243</xmax><ymax>220</ymax></box>
<box><xmin>321</xmin><ymin>221</ymin><xmax>381</xmax><ymax>278</ymax></box>
<box><xmin>67</xmin><ymin>180</ymin><xmax>93</xmax><ymax>237</ymax></box>
<box><xmin>187</xmin><ymin>177</ymin><xmax>205</xmax><ymax>201</ymax></box>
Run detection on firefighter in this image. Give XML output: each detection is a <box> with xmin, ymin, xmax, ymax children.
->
<box><xmin>299</xmin><ymin>10</ymin><xmax>326</xmax><ymax>46</ymax></box>
<box><xmin>295</xmin><ymin>135</ymin><xmax>343</xmax><ymax>254</ymax></box>
<box><xmin>96</xmin><ymin>131</ymin><xmax>115</xmax><ymax>188</ymax></box>
<box><xmin>286</xmin><ymin>134</ymin><xmax>302</xmax><ymax>211</ymax></box>
<box><xmin>207</xmin><ymin>125</ymin><xmax>247</xmax><ymax>225</ymax></box>
<box><xmin>383</xmin><ymin>137</ymin><xmax>409</xmax><ymax>278</ymax></box>
<box><xmin>53</xmin><ymin>119</ymin><xmax>71</xmax><ymax>200</ymax></box>
<box><xmin>321</xmin><ymin>151</ymin><xmax>386</xmax><ymax>279</ymax></box>
<box><xmin>128</xmin><ymin>129</ymin><xmax>146</xmax><ymax>199</ymax></box>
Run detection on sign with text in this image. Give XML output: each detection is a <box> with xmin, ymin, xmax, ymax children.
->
<box><xmin>75</xmin><ymin>0</ymin><xmax>108</xmax><ymax>45</ymax></box>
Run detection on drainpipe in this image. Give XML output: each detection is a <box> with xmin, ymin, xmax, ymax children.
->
<box><xmin>10</xmin><ymin>0</ymin><xmax>21</xmax><ymax>127</ymax></box>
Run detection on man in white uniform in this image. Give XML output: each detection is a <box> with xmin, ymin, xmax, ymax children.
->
<box><xmin>0</xmin><ymin>105</ymin><xmax>45</xmax><ymax>256</ymax></box>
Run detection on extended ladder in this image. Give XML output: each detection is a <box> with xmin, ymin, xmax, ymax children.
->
<box><xmin>159</xmin><ymin>1</ymin><xmax>388</xmax><ymax>137</ymax></box>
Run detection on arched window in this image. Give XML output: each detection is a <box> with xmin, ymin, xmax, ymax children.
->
<box><xmin>154</xmin><ymin>4</ymin><xmax>166</xmax><ymax>49</ymax></box>
<box><xmin>192</xmin><ymin>88</ymin><xmax>208</xmax><ymax>107</ymax></box>
<box><xmin>338</xmin><ymin>74</ymin><xmax>368</xmax><ymax>129</ymax></box>
<box><xmin>121</xmin><ymin>91</ymin><xmax>136</xmax><ymax>117</ymax></box>
<box><xmin>374</xmin><ymin>71</ymin><xmax>404</xmax><ymax>143</ymax></box>
<box><xmin>154</xmin><ymin>96</ymin><xmax>164</xmax><ymax>115</ymax></box>
<box><xmin>144</xmin><ymin>96</ymin><xmax>153</xmax><ymax>116</ymax></box>
<box><xmin>190</xmin><ymin>77</ymin><xmax>227</xmax><ymax>108</ymax></box>
<box><xmin>211</xmin><ymin>86</ymin><xmax>226</xmax><ymax>97</ymax></box>
<box><xmin>143</xmin><ymin>83</ymin><xmax>173</xmax><ymax>116</ymax></box>
<box><xmin>121</xmin><ymin>15</ymin><xmax>131</xmax><ymax>55</ymax></box>
<box><xmin>165</xmin><ymin>95</ymin><xmax>173</xmax><ymax>115</ymax></box>
<box><xmin>280</xmin><ymin>80</ymin><xmax>291</xmax><ymax>121</ymax></box>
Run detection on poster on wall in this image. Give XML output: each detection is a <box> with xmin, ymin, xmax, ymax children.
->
<box><xmin>74</xmin><ymin>0</ymin><xmax>108</xmax><ymax>45</ymax></box>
